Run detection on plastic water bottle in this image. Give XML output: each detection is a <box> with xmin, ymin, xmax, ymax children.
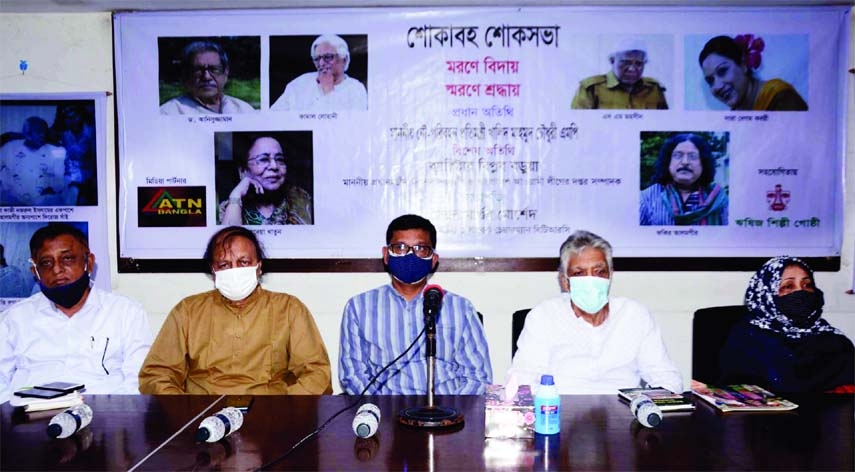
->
<box><xmin>630</xmin><ymin>394</ymin><xmax>663</xmax><ymax>428</ymax></box>
<box><xmin>352</xmin><ymin>403</ymin><xmax>381</xmax><ymax>438</ymax></box>
<box><xmin>46</xmin><ymin>404</ymin><xmax>93</xmax><ymax>439</ymax></box>
<box><xmin>196</xmin><ymin>407</ymin><xmax>244</xmax><ymax>443</ymax></box>
<box><xmin>534</xmin><ymin>374</ymin><xmax>561</xmax><ymax>435</ymax></box>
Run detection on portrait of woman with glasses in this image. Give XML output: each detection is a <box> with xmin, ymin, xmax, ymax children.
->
<box><xmin>217</xmin><ymin>132</ymin><xmax>313</xmax><ymax>226</ymax></box>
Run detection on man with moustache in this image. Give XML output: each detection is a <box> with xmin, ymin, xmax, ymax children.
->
<box><xmin>160</xmin><ymin>40</ymin><xmax>255</xmax><ymax>115</ymax></box>
<box><xmin>0</xmin><ymin>223</ymin><xmax>152</xmax><ymax>403</ymax></box>
<box><xmin>139</xmin><ymin>226</ymin><xmax>331</xmax><ymax>394</ymax></box>
<box><xmin>338</xmin><ymin>214</ymin><xmax>492</xmax><ymax>395</ymax></box>
<box><xmin>639</xmin><ymin>133</ymin><xmax>728</xmax><ymax>226</ymax></box>
<box><xmin>572</xmin><ymin>38</ymin><xmax>669</xmax><ymax>110</ymax></box>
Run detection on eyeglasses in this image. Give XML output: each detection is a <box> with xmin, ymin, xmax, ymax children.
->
<box><xmin>387</xmin><ymin>243</ymin><xmax>434</xmax><ymax>259</ymax></box>
<box><xmin>671</xmin><ymin>151</ymin><xmax>700</xmax><ymax>162</ymax></box>
<box><xmin>248</xmin><ymin>153</ymin><xmax>287</xmax><ymax>168</ymax></box>
<box><xmin>30</xmin><ymin>253</ymin><xmax>89</xmax><ymax>273</ymax></box>
<box><xmin>312</xmin><ymin>53</ymin><xmax>338</xmax><ymax>63</ymax></box>
<box><xmin>191</xmin><ymin>65</ymin><xmax>225</xmax><ymax>77</ymax></box>
<box><xmin>101</xmin><ymin>337</ymin><xmax>110</xmax><ymax>375</ymax></box>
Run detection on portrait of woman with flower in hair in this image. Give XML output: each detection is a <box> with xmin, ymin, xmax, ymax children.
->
<box><xmin>697</xmin><ymin>34</ymin><xmax>808</xmax><ymax>111</ymax></box>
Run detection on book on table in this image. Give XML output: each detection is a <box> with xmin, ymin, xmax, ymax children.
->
<box><xmin>690</xmin><ymin>381</ymin><xmax>798</xmax><ymax>412</ymax></box>
<box><xmin>617</xmin><ymin>387</ymin><xmax>696</xmax><ymax>412</ymax></box>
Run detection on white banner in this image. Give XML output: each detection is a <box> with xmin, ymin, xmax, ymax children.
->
<box><xmin>114</xmin><ymin>6</ymin><xmax>848</xmax><ymax>262</ymax></box>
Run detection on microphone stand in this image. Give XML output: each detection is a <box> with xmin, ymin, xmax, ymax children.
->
<box><xmin>398</xmin><ymin>299</ymin><xmax>464</xmax><ymax>429</ymax></box>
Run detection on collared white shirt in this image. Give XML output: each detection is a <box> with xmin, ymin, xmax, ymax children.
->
<box><xmin>0</xmin><ymin>286</ymin><xmax>152</xmax><ymax>403</ymax></box>
<box><xmin>510</xmin><ymin>294</ymin><xmax>683</xmax><ymax>394</ymax></box>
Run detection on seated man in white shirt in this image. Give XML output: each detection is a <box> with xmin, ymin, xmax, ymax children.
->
<box><xmin>509</xmin><ymin>229</ymin><xmax>683</xmax><ymax>394</ymax></box>
<box><xmin>0</xmin><ymin>223</ymin><xmax>152</xmax><ymax>403</ymax></box>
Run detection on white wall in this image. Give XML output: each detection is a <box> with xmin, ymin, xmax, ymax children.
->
<box><xmin>2</xmin><ymin>12</ymin><xmax>853</xmax><ymax>394</ymax></box>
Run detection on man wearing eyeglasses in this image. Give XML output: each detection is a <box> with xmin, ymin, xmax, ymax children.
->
<box><xmin>338</xmin><ymin>214</ymin><xmax>492</xmax><ymax>395</ymax></box>
<box><xmin>639</xmin><ymin>133</ymin><xmax>728</xmax><ymax>226</ymax></box>
<box><xmin>270</xmin><ymin>34</ymin><xmax>368</xmax><ymax>111</ymax></box>
<box><xmin>218</xmin><ymin>134</ymin><xmax>313</xmax><ymax>225</ymax></box>
<box><xmin>0</xmin><ymin>223</ymin><xmax>152</xmax><ymax>403</ymax></box>
<box><xmin>160</xmin><ymin>40</ymin><xmax>256</xmax><ymax>115</ymax></box>
<box><xmin>571</xmin><ymin>37</ymin><xmax>669</xmax><ymax>110</ymax></box>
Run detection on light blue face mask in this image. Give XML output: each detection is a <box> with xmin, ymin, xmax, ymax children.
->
<box><xmin>567</xmin><ymin>276</ymin><xmax>610</xmax><ymax>314</ymax></box>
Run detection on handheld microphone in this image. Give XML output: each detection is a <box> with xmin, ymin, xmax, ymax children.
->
<box><xmin>352</xmin><ymin>403</ymin><xmax>381</xmax><ymax>438</ymax></box>
<box><xmin>630</xmin><ymin>394</ymin><xmax>663</xmax><ymax>428</ymax></box>
<box><xmin>196</xmin><ymin>407</ymin><xmax>244</xmax><ymax>443</ymax></box>
<box><xmin>47</xmin><ymin>404</ymin><xmax>93</xmax><ymax>439</ymax></box>
<box><xmin>423</xmin><ymin>284</ymin><xmax>444</xmax><ymax>320</ymax></box>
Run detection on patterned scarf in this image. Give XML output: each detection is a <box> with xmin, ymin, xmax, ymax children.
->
<box><xmin>744</xmin><ymin>256</ymin><xmax>839</xmax><ymax>339</ymax></box>
<box><xmin>663</xmin><ymin>183</ymin><xmax>727</xmax><ymax>225</ymax></box>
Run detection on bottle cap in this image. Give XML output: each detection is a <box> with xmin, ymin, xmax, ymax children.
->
<box><xmin>355</xmin><ymin>423</ymin><xmax>371</xmax><ymax>438</ymax></box>
<box><xmin>646</xmin><ymin>413</ymin><xmax>662</xmax><ymax>427</ymax></box>
<box><xmin>540</xmin><ymin>374</ymin><xmax>555</xmax><ymax>386</ymax></box>
<box><xmin>46</xmin><ymin>423</ymin><xmax>62</xmax><ymax>438</ymax></box>
<box><xmin>195</xmin><ymin>427</ymin><xmax>211</xmax><ymax>442</ymax></box>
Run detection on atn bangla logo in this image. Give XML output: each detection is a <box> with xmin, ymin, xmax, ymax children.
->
<box><xmin>142</xmin><ymin>189</ymin><xmax>203</xmax><ymax>215</ymax></box>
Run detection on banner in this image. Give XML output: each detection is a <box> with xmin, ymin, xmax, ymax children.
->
<box><xmin>0</xmin><ymin>93</ymin><xmax>110</xmax><ymax>308</ymax></box>
<box><xmin>114</xmin><ymin>6</ymin><xmax>848</xmax><ymax>266</ymax></box>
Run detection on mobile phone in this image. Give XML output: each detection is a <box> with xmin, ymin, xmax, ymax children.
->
<box><xmin>36</xmin><ymin>382</ymin><xmax>85</xmax><ymax>393</ymax></box>
<box><xmin>224</xmin><ymin>395</ymin><xmax>254</xmax><ymax>414</ymax></box>
<box><xmin>14</xmin><ymin>387</ymin><xmax>68</xmax><ymax>399</ymax></box>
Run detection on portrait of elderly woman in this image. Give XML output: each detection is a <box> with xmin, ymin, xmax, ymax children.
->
<box><xmin>697</xmin><ymin>35</ymin><xmax>807</xmax><ymax>111</ymax></box>
<box><xmin>216</xmin><ymin>132</ymin><xmax>313</xmax><ymax>226</ymax></box>
<box><xmin>269</xmin><ymin>34</ymin><xmax>368</xmax><ymax>111</ymax></box>
<box><xmin>639</xmin><ymin>132</ymin><xmax>729</xmax><ymax>226</ymax></box>
<box><xmin>719</xmin><ymin>256</ymin><xmax>854</xmax><ymax>393</ymax></box>
<box><xmin>508</xmin><ymin>230</ymin><xmax>683</xmax><ymax>394</ymax></box>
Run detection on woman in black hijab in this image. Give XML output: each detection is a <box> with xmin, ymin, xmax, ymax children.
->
<box><xmin>719</xmin><ymin>256</ymin><xmax>854</xmax><ymax>393</ymax></box>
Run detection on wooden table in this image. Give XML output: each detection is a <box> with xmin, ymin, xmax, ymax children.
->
<box><xmin>2</xmin><ymin>393</ymin><xmax>852</xmax><ymax>471</ymax></box>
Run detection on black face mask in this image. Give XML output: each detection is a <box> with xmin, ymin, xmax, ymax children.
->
<box><xmin>39</xmin><ymin>271</ymin><xmax>90</xmax><ymax>309</ymax></box>
<box><xmin>774</xmin><ymin>288</ymin><xmax>824</xmax><ymax>328</ymax></box>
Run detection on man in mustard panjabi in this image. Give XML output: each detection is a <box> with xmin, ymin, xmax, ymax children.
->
<box><xmin>139</xmin><ymin>226</ymin><xmax>331</xmax><ymax>394</ymax></box>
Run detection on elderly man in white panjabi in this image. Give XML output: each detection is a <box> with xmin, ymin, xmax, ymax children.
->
<box><xmin>509</xmin><ymin>229</ymin><xmax>683</xmax><ymax>394</ymax></box>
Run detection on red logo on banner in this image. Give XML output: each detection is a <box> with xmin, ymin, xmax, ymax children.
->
<box><xmin>766</xmin><ymin>184</ymin><xmax>790</xmax><ymax>212</ymax></box>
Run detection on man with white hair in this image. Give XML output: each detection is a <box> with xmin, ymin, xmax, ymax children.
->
<box><xmin>271</xmin><ymin>34</ymin><xmax>368</xmax><ymax>111</ymax></box>
<box><xmin>571</xmin><ymin>37</ymin><xmax>668</xmax><ymax>109</ymax></box>
<box><xmin>159</xmin><ymin>40</ymin><xmax>256</xmax><ymax>115</ymax></box>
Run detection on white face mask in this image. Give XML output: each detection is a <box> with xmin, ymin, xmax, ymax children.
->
<box><xmin>567</xmin><ymin>275</ymin><xmax>611</xmax><ymax>314</ymax></box>
<box><xmin>214</xmin><ymin>265</ymin><xmax>259</xmax><ymax>301</ymax></box>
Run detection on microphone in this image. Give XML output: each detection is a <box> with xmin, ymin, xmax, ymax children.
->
<box><xmin>352</xmin><ymin>403</ymin><xmax>381</xmax><ymax>438</ymax></box>
<box><xmin>47</xmin><ymin>404</ymin><xmax>93</xmax><ymax>439</ymax></box>
<box><xmin>423</xmin><ymin>284</ymin><xmax>444</xmax><ymax>321</ymax></box>
<box><xmin>196</xmin><ymin>407</ymin><xmax>244</xmax><ymax>443</ymax></box>
<box><xmin>398</xmin><ymin>284</ymin><xmax>464</xmax><ymax>429</ymax></box>
<box><xmin>630</xmin><ymin>394</ymin><xmax>663</xmax><ymax>428</ymax></box>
